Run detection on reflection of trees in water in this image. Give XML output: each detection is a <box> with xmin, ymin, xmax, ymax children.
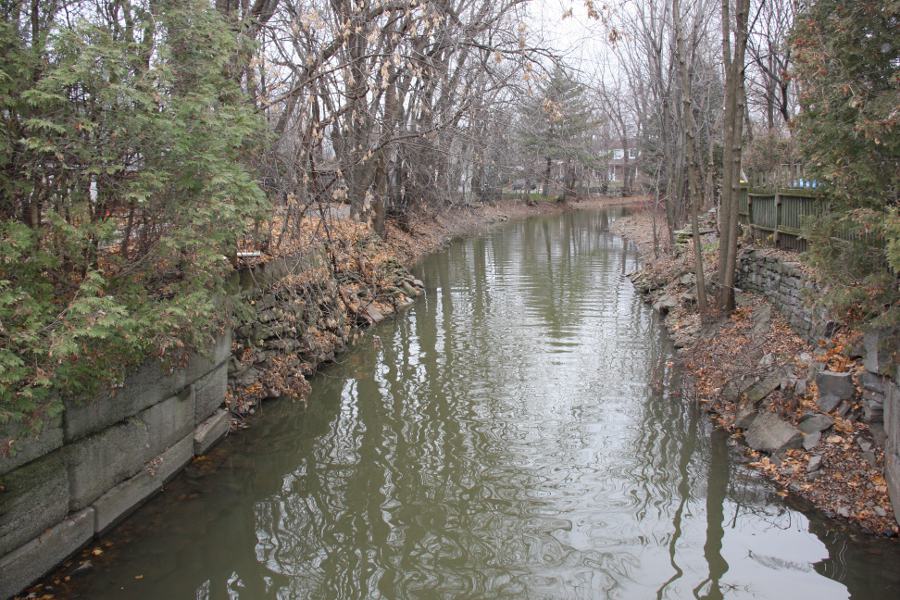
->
<box><xmin>623</xmin><ymin>315</ymin><xmax>735</xmax><ymax>600</ymax></box>
<box><xmin>694</xmin><ymin>429</ymin><xmax>729</xmax><ymax>600</ymax></box>
<box><xmin>624</xmin><ymin>321</ymin><xmax>705</xmax><ymax>598</ymax></box>
<box><xmin>517</xmin><ymin>212</ymin><xmax>629</xmax><ymax>342</ymax></box>
<box><xmin>71</xmin><ymin>208</ymin><xmax>900</xmax><ymax>599</ymax></box>
<box><xmin>249</xmin><ymin>234</ymin><xmax>553</xmax><ymax>597</ymax></box>
<box><xmin>806</xmin><ymin>504</ymin><xmax>900</xmax><ymax>597</ymax></box>
<box><xmin>654</xmin><ymin>404</ymin><xmax>699</xmax><ymax>600</ymax></box>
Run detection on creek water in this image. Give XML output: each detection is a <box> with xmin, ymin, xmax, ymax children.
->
<box><xmin>66</xmin><ymin>209</ymin><xmax>900</xmax><ymax>599</ymax></box>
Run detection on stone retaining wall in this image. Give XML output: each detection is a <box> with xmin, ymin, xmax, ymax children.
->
<box><xmin>871</xmin><ymin>330</ymin><xmax>900</xmax><ymax>526</ymax></box>
<box><xmin>0</xmin><ymin>332</ymin><xmax>232</xmax><ymax>599</ymax></box>
<box><xmin>228</xmin><ymin>256</ymin><xmax>422</xmax><ymax>407</ymax></box>
<box><xmin>736</xmin><ymin>248</ymin><xmax>835</xmax><ymax>344</ymax></box>
<box><xmin>737</xmin><ymin>249</ymin><xmax>900</xmax><ymax>526</ymax></box>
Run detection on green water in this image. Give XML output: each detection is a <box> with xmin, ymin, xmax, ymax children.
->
<box><xmin>67</xmin><ymin>209</ymin><xmax>899</xmax><ymax>599</ymax></box>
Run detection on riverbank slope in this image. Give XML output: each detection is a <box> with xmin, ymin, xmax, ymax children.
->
<box><xmin>613</xmin><ymin>209</ymin><xmax>899</xmax><ymax>537</ymax></box>
<box><xmin>226</xmin><ymin>196</ymin><xmax>645</xmax><ymax>415</ymax></box>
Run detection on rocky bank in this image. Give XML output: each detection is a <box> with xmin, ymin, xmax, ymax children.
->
<box><xmin>615</xmin><ymin>210</ymin><xmax>900</xmax><ymax>536</ymax></box>
<box><xmin>226</xmin><ymin>196</ymin><xmax>639</xmax><ymax>418</ymax></box>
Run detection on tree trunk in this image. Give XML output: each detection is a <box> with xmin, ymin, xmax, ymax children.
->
<box><xmin>542</xmin><ymin>156</ymin><xmax>552</xmax><ymax>198</ymax></box>
<box><xmin>372</xmin><ymin>151</ymin><xmax>388</xmax><ymax>237</ymax></box>
<box><xmin>562</xmin><ymin>159</ymin><xmax>576</xmax><ymax>203</ymax></box>
<box><xmin>651</xmin><ymin>163</ymin><xmax>661</xmax><ymax>258</ymax></box>
<box><xmin>674</xmin><ymin>0</ymin><xmax>707</xmax><ymax>314</ymax></box>
<box><xmin>717</xmin><ymin>0</ymin><xmax>751</xmax><ymax>312</ymax></box>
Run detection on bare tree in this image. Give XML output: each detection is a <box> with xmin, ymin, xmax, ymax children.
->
<box><xmin>746</xmin><ymin>0</ymin><xmax>795</xmax><ymax>131</ymax></box>
<box><xmin>717</xmin><ymin>0</ymin><xmax>751</xmax><ymax>312</ymax></box>
<box><xmin>673</xmin><ymin>0</ymin><xmax>715</xmax><ymax>314</ymax></box>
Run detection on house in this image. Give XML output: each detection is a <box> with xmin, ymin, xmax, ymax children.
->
<box><xmin>606</xmin><ymin>148</ymin><xmax>639</xmax><ymax>184</ymax></box>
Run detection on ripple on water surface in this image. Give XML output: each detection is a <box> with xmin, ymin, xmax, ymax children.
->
<box><xmin>65</xmin><ymin>209</ymin><xmax>900</xmax><ymax>599</ymax></box>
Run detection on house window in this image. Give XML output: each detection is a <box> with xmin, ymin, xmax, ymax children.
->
<box><xmin>628</xmin><ymin>148</ymin><xmax>638</xmax><ymax>159</ymax></box>
<box><xmin>612</xmin><ymin>149</ymin><xmax>624</xmax><ymax>160</ymax></box>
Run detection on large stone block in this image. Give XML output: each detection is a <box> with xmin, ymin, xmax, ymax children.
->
<box><xmin>743</xmin><ymin>369</ymin><xmax>785</xmax><ymax>405</ymax></box>
<box><xmin>184</xmin><ymin>330</ymin><xmax>232</xmax><ymax>383</ymax></box>
<box><xmin>862</xmin><ymin>390</ymin><xmax>884</xmax><ymax>424</ymax></box>
<box><xmin>722</xmin><ymin>375</ymin><xmax>757</xmax><ymax>404</ymax></box>
<box><xmin>815</xmin><ymin>370</ymin><xmax>855</xmax><ymax>401</ymax></box>
<box><xmin>194</xmin><ymin>409</ymin><xmax>230</xmax><ymax>455</ymax></box>
<box><xmin>0</xmin><ymin>451</ymin><xmax>68</xmax><ymax>556</ymax></box>
<box><xmin>864</xmin><ymin>328</ymin><xmax>897</xmax><ymax>376</ymax></box>
<box><xmin>887</xmin><ymin>382</ymin><xmax>900</xmax><ymax>455</ymax></box>
<box><xmin>0</xmin><ymin>413</ymin><xmax>63</xmax><ymax>476</ymax></box>
<box><xmin>153</xmin><ymin>434</ymin><xmax>193</xmax><ymax>485</ymax></box>
<box><xmin>63</xmin><ymin>359</ymin><xmax>187</xmax><ymax>442</ymax></box>
<box><xmin>861</xmin><ymin>372</ymin><xmax>887</xmax><ymax>394</ymax></box>
<box><xmin>887</xmin><ymin>450</ymin><xmax>900</xmax><ymax>528</ymax></box>
<box><xmin>92</xmin><ymin>434</ymin><xmax>192</xmax><ymax>533</ymax></box>
<box><xmin>193</xmin><ymin>362</ymin><xmax>228</xmax><ymax>424</ymax></box>
<box><xmin>67</xmin><ymin>417</ymin><xmax>150</xmax><ymax>511</ymax></box>
<box><xmin>142</xmin><ymin>387</ymin><xmax>195</xmax><ymax>460</ymax></box>
<box><xmin>0</xmin><ymin>507</ymin><xmax>94</xmax><ymax>600</ymax></box>
<box><xmin>63</xmin><ymin>331</ymin><xmax>232</xmax><ymax>442</ymax></box>
<box><xmin>798</xmin><ymin>414</ymin><xmax>834</xmax><ymax>435</ymax></box>
<box><xmin>745</xmin><ymin>412</ymin><xmax>803</xmax><ymax>454</ymax></box>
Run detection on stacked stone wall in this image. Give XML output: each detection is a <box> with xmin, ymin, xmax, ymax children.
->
<box><xmin>869</xmin><ymin>331</ymin><xmax>900</xmax><ymax>527</ymax></box>
<box><xmin>737</xmin><ymin>248</ymin><xmax>900</xmax><ymax>526</ymax></box>
<box><xmin>736</xmin><ymin>249</ymin><xmax>834</xmax><ymax>344</ymax></box>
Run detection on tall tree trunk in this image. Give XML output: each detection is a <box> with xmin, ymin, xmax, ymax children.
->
<box><xmin>705</xmin><ymin>139</ymin><xmax>716</xmax><ymax>211</ymax></box>
<box><xmin>674</xmin><ymin>0</ymin><xmax>707</xmax><ymax>314</ymax></box>
<box><xmin>562</xmin><ymin>159</ymin><xmax>577</xmax><ymax>203</ymax></box>
<box><xmin>651</xmin><ymin>163</ymin><xmax>661</xmax><ymax>258</ymax></box>
<box><xmin>717</xmin><ymin>0</ymin><xmax>735</xmax><ymax>286</ymax></box>
<box><xmin>372</xmin><ymin>151</ymin><xmax>387</xmax><ymax>237</ymax></box>
<box><xmin>717</xmin><ymin>0</ymin><xmax>751</xmax><ymax>312</ymax></box>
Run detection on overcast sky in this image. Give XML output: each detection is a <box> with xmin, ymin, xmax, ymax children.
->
<box><xmin>527</xmin><ymin>0</ymin><xmax>614</xmax><ymax>83</ymax></box>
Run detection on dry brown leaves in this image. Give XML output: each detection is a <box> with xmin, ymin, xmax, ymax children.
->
<box><xmin>680</xmin><ymin>297</ymin><xmax>897</xmax><ymax>536</ymax></box>
<box><xmin>618</xmin><ymin>205</ymin><xmax>897</xmax><ymax>536</ymax></box>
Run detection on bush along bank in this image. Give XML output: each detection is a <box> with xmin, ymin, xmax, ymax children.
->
<box><xmin>615</xmin><ymin>211</ymin><xmax>900</xmax><ymax>537</ymax></box>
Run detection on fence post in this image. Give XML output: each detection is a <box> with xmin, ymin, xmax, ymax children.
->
<box><xmin>746</xmin><ymin>187</ymin><xmax>753</xmax><ymax>238</ymax></box>
<box><xmin>774</xmin><ymin>191</ymin><xmax>781</xmax><ymax>248</ymax></box>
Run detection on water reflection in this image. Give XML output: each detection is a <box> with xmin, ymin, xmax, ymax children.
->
<box><xmin>68</xmin><ymin>209</ymin><xmax>900</xmax><ymax>599</ymax></box>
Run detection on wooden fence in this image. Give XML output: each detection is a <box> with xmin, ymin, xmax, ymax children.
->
<box><xmin>737</xmin><ymin>186</ymin><xmax>826</xmax><ymax>251</ymax></box>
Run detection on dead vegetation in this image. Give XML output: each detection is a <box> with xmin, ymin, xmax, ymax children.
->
<box><xmin>228</xmin><ymin>196</ymin><xmax>638</xmax><ymax>418</ymax></box>
<box><xmin>615</xmin><ymin>208</ymin><xmax>899</xmax><ymax>536</ymax></box>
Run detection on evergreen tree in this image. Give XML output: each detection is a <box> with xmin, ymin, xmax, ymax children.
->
<box><xmin>517</xmin><ymin>67</ymin><xmax>597</xmax><ymax>201</ymax></box>
<box><xmin>0</xmin><ymin>1</ymin><xmax>265</xmax><ymax>423</ymax></box>
<box><xmin>792</xmin><ymin>0</ymin><xmax>898</xmax><ymax>209</ymax></box>
<box><xmin>791</xmin><ymin>0</ymin><xmax>899</xmax><ymax>325</ymax></box>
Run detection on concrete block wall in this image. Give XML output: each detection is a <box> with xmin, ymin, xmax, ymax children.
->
<box><xmin>0</xmin><ymin>332</ymin><xmax>233</xmax><ymax>599</ymax></box>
